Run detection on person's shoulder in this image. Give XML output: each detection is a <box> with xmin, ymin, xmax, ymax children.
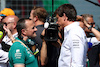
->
<box><xmin>70</xmin><ymin>26</ymin><xmax>85</xmax><ymax>38</ymax></box>
<box><xmin>9</xmin><ymin>42</ymin><xmax>23</xmax><ymax>54</ymax></box>
<box><xmin>36</xmin><ymin>26</ymin><xmax>44</xmax><ymax>30</ymax></box>
<box><xmin>71</xmin><ymin>22</ymin><xmax>82</xmax><ymax>30</ymax></box>
<box><xmin>71</xmin><ymin>25</ymin><xmax>84</xmax><ymax>33</ymax></box>
<box><xmin>11</xmin><ymin>41</ymin><xmax>24</xmax><ymax>49</ymax></box>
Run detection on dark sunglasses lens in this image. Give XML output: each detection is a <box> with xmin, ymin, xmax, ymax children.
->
<box><xmin>92</xmin><ymin>23</ymin><xmax>95</xmax><ymax>24</ymax></box>
<box><xmin>89</xmin><ymin>22</ymin><xmax>95</xmax><ymax>25</ymax></box>
<box><xmin>4</xmin><ymin>23</ymin><xmax>7</xmax><ymax>26</ymax></box>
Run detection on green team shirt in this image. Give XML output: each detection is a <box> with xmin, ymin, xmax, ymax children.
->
<box><xmin>8</xmin><ymin>38</ymin><xmax>38</xmax><ymax>67</ymax></box>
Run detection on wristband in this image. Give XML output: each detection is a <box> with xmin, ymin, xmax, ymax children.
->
<box><xmin>88</xmin><ymin>25</ymin><xmax>92</xmax><ymax>30</ymax></box>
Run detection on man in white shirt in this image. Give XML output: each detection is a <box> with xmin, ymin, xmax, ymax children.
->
<box><xmin>0</xmin><ymin>15</ymin><xmax>19</xmax><ymax>67</ymax></box>
<box><xmin>54</xmin><ymin>4</ymin><xmax>88</xmax><ymax>67</ymax></box>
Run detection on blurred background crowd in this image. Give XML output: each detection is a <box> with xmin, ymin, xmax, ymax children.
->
<box><xmin>0</xmin><ymin>0</ymin><xmax>100</xmax><ymax>30</ymax></box>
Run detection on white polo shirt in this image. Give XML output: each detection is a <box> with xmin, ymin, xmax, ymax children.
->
<box><xmin>58</xmin><ymin>22</ymin><xmax>88</xmax><ymax>67</ymax></box>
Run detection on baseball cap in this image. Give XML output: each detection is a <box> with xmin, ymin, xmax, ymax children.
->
<box><xmin>0</xmin><ymin>8</ymin><xmax>15</xmax><ymax>16</ymax></box>
<box><xmin>0</xmin><ymin>14</ymin><xmax>6</xmax><ymax>17</ymax></box>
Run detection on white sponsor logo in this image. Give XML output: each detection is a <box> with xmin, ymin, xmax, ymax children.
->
<box><xmin>15</xmin><ymin>49</ymin><xmax>22</xmax><ymax>59</ymax></box>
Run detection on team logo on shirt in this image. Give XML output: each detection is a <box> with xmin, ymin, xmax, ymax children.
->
<box><xmin>16</xmin><ymin>49</ymin><xmax>20</xmax><ymax>53</ymax></box>
<box><xmin>15</xmin><ymin>49</ymin><xmax>22</xmax><ymax>59</ymax></box>
<box><xmin>72</xmin><ymin>39</ymin><xmax>79</xmax><ymax>48</ymax></box>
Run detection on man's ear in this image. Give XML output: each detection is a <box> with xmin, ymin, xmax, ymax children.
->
<box><xmin>21</xmin><ymin>29</ymin><xmax>26</xmax><ymax>36</ymax></box>
<box><xmin>13</xmin><ymin>22</ymin><xmax>17</xmax><ymax>29</ymax></box>
<box><xmin>63</xmin><ymin>13</ymin><xmax>68</xmax><ymax>21</ymax></box>
<box><xmin>34</xmin><ymin>16</ymin><xmax>38</xmax><ymax>22</ymax></box>
<box><xmin>63</xmin><ymin>13</ymin><xmax>66</xmax><ymax>17</ymax></box>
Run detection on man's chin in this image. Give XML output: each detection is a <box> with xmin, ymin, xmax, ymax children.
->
<box><xmin>33</xmin><ymin>34</ymin><xmax>37</xmax><ymax>38</ymax></box>
<box><xmin>28</xmin><ymin>35</ymin><xmax>36</xmax><ymax>39</ymax></box>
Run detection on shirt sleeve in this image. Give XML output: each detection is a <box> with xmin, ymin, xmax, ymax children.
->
<box><xmin>87</xmin><ymin>37</ymin><xmax>100</xmax><ymax>46</ymax></box>
<box><xmin>71</xmin><ymin>34</ymin><xmax>85</xmax><ymax>67</ymax></box>
<box><xmin>11</xmin><ymin>43</ymin><xmax>25</xmax><ymax>65</ymax></box>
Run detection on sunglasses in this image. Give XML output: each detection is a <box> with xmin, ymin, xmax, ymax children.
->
<box><xmin>88</xmin><ymin>22</ymin><xmax>95</xmax><ymax>25</ymax></box>
<box><xmin>3</xmin><ymin>22</ymin><xmax>13</xmax><ymax>26</ymax></box>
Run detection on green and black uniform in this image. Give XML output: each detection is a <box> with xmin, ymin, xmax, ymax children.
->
<box><xmin>9</xmin><ymin>37</ymin><xmax>38</xmax><ymax>67</ymax></box>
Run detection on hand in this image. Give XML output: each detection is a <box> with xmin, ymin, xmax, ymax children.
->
<box><xmin>83</xmin><ymin>19</ymin><xmax>90</xmax><ymax>28</ymax></box>
<box><xmin>3</xmin><ymin>25</ymin><xmax>14</xmax><ymax>40</ymax></box>
<box><xmin>76</xmin><ymin>15</ymin><xmax>82</xmax><ymax>21</ymax></box>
